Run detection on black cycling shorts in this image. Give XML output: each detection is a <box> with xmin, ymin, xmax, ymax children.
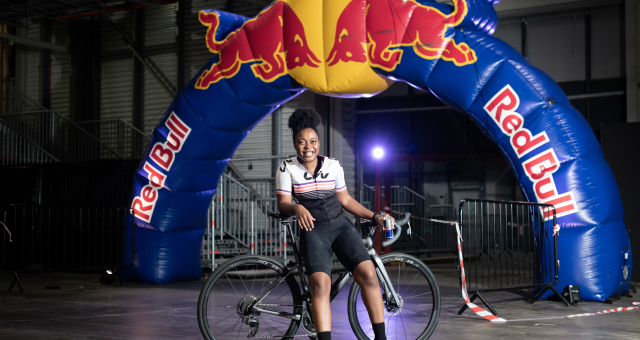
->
<box><xmin>299</xmin><ymin>216</ymin><xmax>371</xmax><ymax>277</ymax></box>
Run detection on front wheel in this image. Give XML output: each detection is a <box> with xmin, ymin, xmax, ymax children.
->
<box><xmin>197</xmin><ymin>255</ymin><xmax>303</xmax><ymax>340</ymax></box>
<box><xmin>347</xmin><ymin>254</ymin><xmax>440</xmax><ymax>340</ymax></box>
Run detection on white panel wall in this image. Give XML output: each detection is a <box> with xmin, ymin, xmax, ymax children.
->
<box><xmin>143</xmin><ymin>53</ymin><xmax>177</xmax><ymax>133</ymax></box>
<box><xmin>591</xmin><ymin>6</ymin><xmax>622</xmax><ymax>80</ymax></box>
<box><xmin>101</xmin><ymin>10</ymin><xmax>134</xmax><ymax>123</ymax></box>
<box><xmin>14</xmin><ymin>19</ymin><xmax>41</xmax><ymax>106</ymax></box>
<box><xmin>233</xmin><ymin>114</ymin><xmax>273</xmax><ymax>179</ymax></box>
<box><xmin>527</xmin><ymin>15</ymin><xmax>586</xmax><ymax>83</ymax></box>
<box><xmin>142</xmin><ymin>4</ymin><xmax>178</xmax><ymax>134</ymax></box>
<box><xmin>50</xmin><ymin>22</ymin><xmax>70</xmax><ymax>117</ymax></box>
<box><xmin>100</xmin><ymin>59</ymin><xmax>134</xmax><ymax>123</ymax></box>
<box><xmin>492</xmin><ymin>22</ymin><xmax>522</xmax><ymax>54</ymax></box>
<box><xmin>143</xmin><ymin>3</ymin><xmax>177</xmax><ymax>47</ymax></box>
<box><xmin>101</xmin><ymin>11</ymin><xmax>133</xmax><ymax>52</ymax></box>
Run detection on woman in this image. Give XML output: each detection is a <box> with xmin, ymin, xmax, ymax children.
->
<box><xmin>276</xmin><ymin>108</ymin><xmax>394</xmax><ymax>340</ymax></box>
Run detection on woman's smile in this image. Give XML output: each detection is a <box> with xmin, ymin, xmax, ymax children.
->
<box><xmin>295</xmin><ymin>128</ymin><xmax>320</xmax><ymax>164</ymax></box>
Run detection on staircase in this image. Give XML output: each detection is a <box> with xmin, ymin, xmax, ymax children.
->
<box><xmin>0</xmin><ymin>80</ymin><xmax>148</xmax><ymax>165</ymax></box>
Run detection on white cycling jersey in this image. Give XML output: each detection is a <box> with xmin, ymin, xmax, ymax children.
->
<box><xmin>276</xmin><ymin>156</ymin><xmax>347</xmax><ymax>225</ymax></box>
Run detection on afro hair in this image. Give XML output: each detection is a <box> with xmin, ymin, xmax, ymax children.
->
<box><xmin>288</xmin><ymin>108</ymin><xmax>321</xmax><ymax>141</ymax></box>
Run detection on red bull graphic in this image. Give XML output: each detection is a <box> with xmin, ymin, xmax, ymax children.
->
<box><xmin>364</xmin><ymin>0</ymin><xmax>476</xmax><ymax>71</ymax></box>
<box><xmin>197</xmin><ymin>0</ymin><xmax>476</xmax><ymax>94</ymax></box>
<box><xmin>325</xmin><ymin>0</ymin><xmax>367</xmax><ymax>66</ymax></box>
<box><xmin>196</xmin><ymin>1</ymin><xmax>320</xmax><ymax>89</ymax></box>
<box><xmin>326</xmin><ymin>0</ymin><xmax>477</xmax><ymax>69</ymax></box>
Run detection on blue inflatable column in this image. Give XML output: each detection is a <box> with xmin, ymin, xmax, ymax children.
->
<box><xmin>121</xmin><ymin>54</ymin><xmax>304</xmax><ymax>282</ymax></box>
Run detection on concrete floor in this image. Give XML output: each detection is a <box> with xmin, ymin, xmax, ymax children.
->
<box><xmin>0</xmin><ymin>263</ymin><xmax>638</xmax><ymax>340</ymax></box>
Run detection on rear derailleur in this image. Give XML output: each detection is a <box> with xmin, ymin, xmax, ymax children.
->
<box><xmin>237</xmin><ymin>296</ymin><xmax>261</xmax><ymax>337</ymax></box>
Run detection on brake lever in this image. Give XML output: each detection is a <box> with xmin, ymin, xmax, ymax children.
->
<box><xmin>407</xmin><ymin>221</ymin><xmax>412</xmax><ymax>239</ymax></box>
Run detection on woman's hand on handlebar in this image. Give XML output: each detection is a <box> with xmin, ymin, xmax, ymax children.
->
<box><xmin>374</xmin><ymin>213</ymin><xmax>395</xmax><ymax>231</ymax></box>
<box><xmin>295</xmin><ymin>205</ymin><xmax>315</xmax><ymax>231</ymax></box>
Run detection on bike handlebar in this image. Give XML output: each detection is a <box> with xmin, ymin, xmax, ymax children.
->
<box><xmin>360</xmin><ymin>212</ymin><xmax>411</xmax><ymax>247</ymax></box>
<box><xmin>382</xmin><ymin>212</ymin><xmax>410</xmax><ymax>247</ymax></box>
<box><xmin>267</xmin><ymin>211</ymin><xmax>411</xmax><ymax>247</ymax></box>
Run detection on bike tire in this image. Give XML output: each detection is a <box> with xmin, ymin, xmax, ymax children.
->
<box><xmin>198</xmin><ymin>255</ymin><xmax>303</xmax><ymax>340</ymax></box>
<box><xmin>347</xmin><ymin>253</ymin><xmax>440</xmax><ymax>340</ymax></box>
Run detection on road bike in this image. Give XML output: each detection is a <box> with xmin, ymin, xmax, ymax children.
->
<box><xmin>197</xmin><ymin>212</ymin><xmax>440</xmax><ymax>339</ymax></box>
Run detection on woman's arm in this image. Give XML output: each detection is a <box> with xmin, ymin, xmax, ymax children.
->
<box><xmin>333</xmin><ymin>161</ymin><xmax>394</xmax><ymax>228</ymax></box>
<box><xmin>277</xmin><ymin>195</ymin><xmax>316</xmax><ymax>231</ymax></box>
<box><xmin>336</xmin><ymin>190</ymin><xmax>394</xmax><ymax>228</ymax></box>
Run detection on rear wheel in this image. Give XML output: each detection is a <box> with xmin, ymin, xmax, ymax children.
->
<box><xmin>198</xmin><ymin>255</ymin><xmax>303</xmax><ymax>339</ymax></box>
<box><xmin>347</xmin><ymin>254</ymin><xmax>440</xmax><ymax>340</ymax></box>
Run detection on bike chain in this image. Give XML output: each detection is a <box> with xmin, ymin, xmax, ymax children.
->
<box><xmin>252</xmin><ymin>305</ymin><xmax>313</xmax><ymax>338</ymax></box>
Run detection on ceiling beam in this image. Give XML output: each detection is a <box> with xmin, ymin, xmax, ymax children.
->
<box><xmin>0</xmin><ymin>32</ymin><xmax>67</xmax><ymax>53</ymax></box>
<box><xmin>495</xmin><ymin>0</ymin><xmax>622</xmax><ymax>18</ymax></box>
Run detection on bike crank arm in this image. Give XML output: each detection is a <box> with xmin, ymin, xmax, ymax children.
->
<box><xmin>372</xmin><ymin>255</ymin><xmax>402</xmax><ymax>308</ymax></box>
<box><xmin>252</xmin><ymin>307</ymin><xmax>301</xmax><ymax>321</ymax></box>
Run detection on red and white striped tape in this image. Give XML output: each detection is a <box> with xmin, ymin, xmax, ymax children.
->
<box><xmin>565</xmin><ymin>302</ymin><xmax>640</xmax><ymax>318</ymax></box>
<box><xmin>453</xmin><ymin>222</ymin><xmax>639</xmax><ymax>323</ymax></box>
<box><xmin>455</xmin><ymin>222</ymin><xmax>507</xmax><ymax>322</ymax></box>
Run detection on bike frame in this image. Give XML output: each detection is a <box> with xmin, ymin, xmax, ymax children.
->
<box><xmin>253</xmin><ymin>218</ymin><xmax>403</xmax><ymax>322</ymax></box>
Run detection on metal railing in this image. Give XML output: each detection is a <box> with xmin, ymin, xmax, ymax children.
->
<box><xmin>1</xmin><ymin>79</ymin><xmax>45</xmax><ymax>115</ymax></box>
<box><xmin>457</xmin><ymin>199</ymin><xmax>569</xmax><ymax>316</ymax></box>
<box><xmin>75</xmin><ymin>119</ymin><xmax>148</xmax><ymax>159</ymax></box>
<box><xmin>2</xmin><ymin>205</ymin><xmax>135</xmax><ymax>291</ymax></box>
<box><xmin>201</xmin><ymin>174</ymin><xmax>290</xmax><ymax>269</ymax></box>
<box><xmin>202</xmin><ymin>180</ymin><xmax>461</xmax><ymax>268</ymax></box>
<box><xmin>0</xmin><ymin>111</ymin><xmax>130</xmax><ymax>164</ymax></box>
<box><xmin>1</xmin><ymin>79</ymin><xmax>148</xmax><ymax>164</ymax></box>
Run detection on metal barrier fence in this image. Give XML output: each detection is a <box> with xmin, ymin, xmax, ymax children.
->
<box><xmin>457</xmin><ymin>199</ymin><xmax>569</xmax><ymax>316</ymax></box>
<box><xmin>0</xmin><ymin>111</ymin><xmax>126</xmax><ymax>164</ymax></box>
<box><xmin>1</xmin><ymin>205</ymin><xmax>135</xmax><ymax>292</ymax></box>
<box><xmin>201</xmin><ymin>174</ymin><xmax>291</xmax><ymax>269</ymax></box>
<box><xmin>362</xmin><ymin>185</ymin><xmax>457</xmax><ymax>255</ymax></box>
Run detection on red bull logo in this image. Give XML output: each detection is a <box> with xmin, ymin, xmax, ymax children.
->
<box><xmin>327</xmin><ymin>0</ymin><xmax>477</xmax><ymax>71</ymax></box>
<box><xmin>195</xmin><ymin>0</ymin><xmax>477</xmax><ymax>94</ymax></box>
<box><xmin>196</xmin><ymin>1</ymin><xmax>320</xmax><ymax>89</ymax></box>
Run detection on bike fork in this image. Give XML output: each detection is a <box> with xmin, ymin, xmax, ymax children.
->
<box><xmin>371</xmin><ymin>255</ymin><xmax>402</xmax><ymax>308</ymax></box>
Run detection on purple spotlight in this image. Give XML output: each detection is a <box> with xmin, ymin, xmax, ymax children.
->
<box><xmin>373</xmin><ymin>147</ymin><xmax>384</xmax><ymax>159</ymax></box>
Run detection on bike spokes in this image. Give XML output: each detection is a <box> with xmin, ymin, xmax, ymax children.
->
<box><xmin>349</xmin><ymin>255</ymin><xmax>440</xmax><ymax>340</ymax></box>
<box><xmin>200</xmin><ymin>260</ymin><xmax>302</xmax><ymax>339</ymax></box>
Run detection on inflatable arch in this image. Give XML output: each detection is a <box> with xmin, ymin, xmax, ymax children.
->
<box><xmin>122</xmin><ymin>0</ymin><xmax>632</xmax><ymax>301</ymax></box>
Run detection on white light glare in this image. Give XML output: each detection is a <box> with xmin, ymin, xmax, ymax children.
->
<box><xmin>373</xmin><ymin>147</ymin><xmax>384</xmax><ymax>159</ymax></box>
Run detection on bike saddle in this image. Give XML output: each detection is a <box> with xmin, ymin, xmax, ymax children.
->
<box><xmin>267</xmin><ymin>212</ymin><xmax>296</xmax><ymax>222</ymax></box>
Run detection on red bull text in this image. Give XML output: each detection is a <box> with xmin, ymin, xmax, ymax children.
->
<box><xmin>484</xmin><ymin>85</ymin><xmax>579</xmax><ymax>220</ymax></box>
<box><xmin>132</xmin><ymin>113</ymin><xmax>192</xmax><ymax>223</ymax></box>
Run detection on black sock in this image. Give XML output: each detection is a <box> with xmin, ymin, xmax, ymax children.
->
<box><xmin>372</xmin><ymin>322</ymin><xmax>386</xmax><ymax>340</ymax></box>
<box><xmin>316</xmin><ymin>331</ymin><xmax>331</xmax><ymax>340</ymax></box>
